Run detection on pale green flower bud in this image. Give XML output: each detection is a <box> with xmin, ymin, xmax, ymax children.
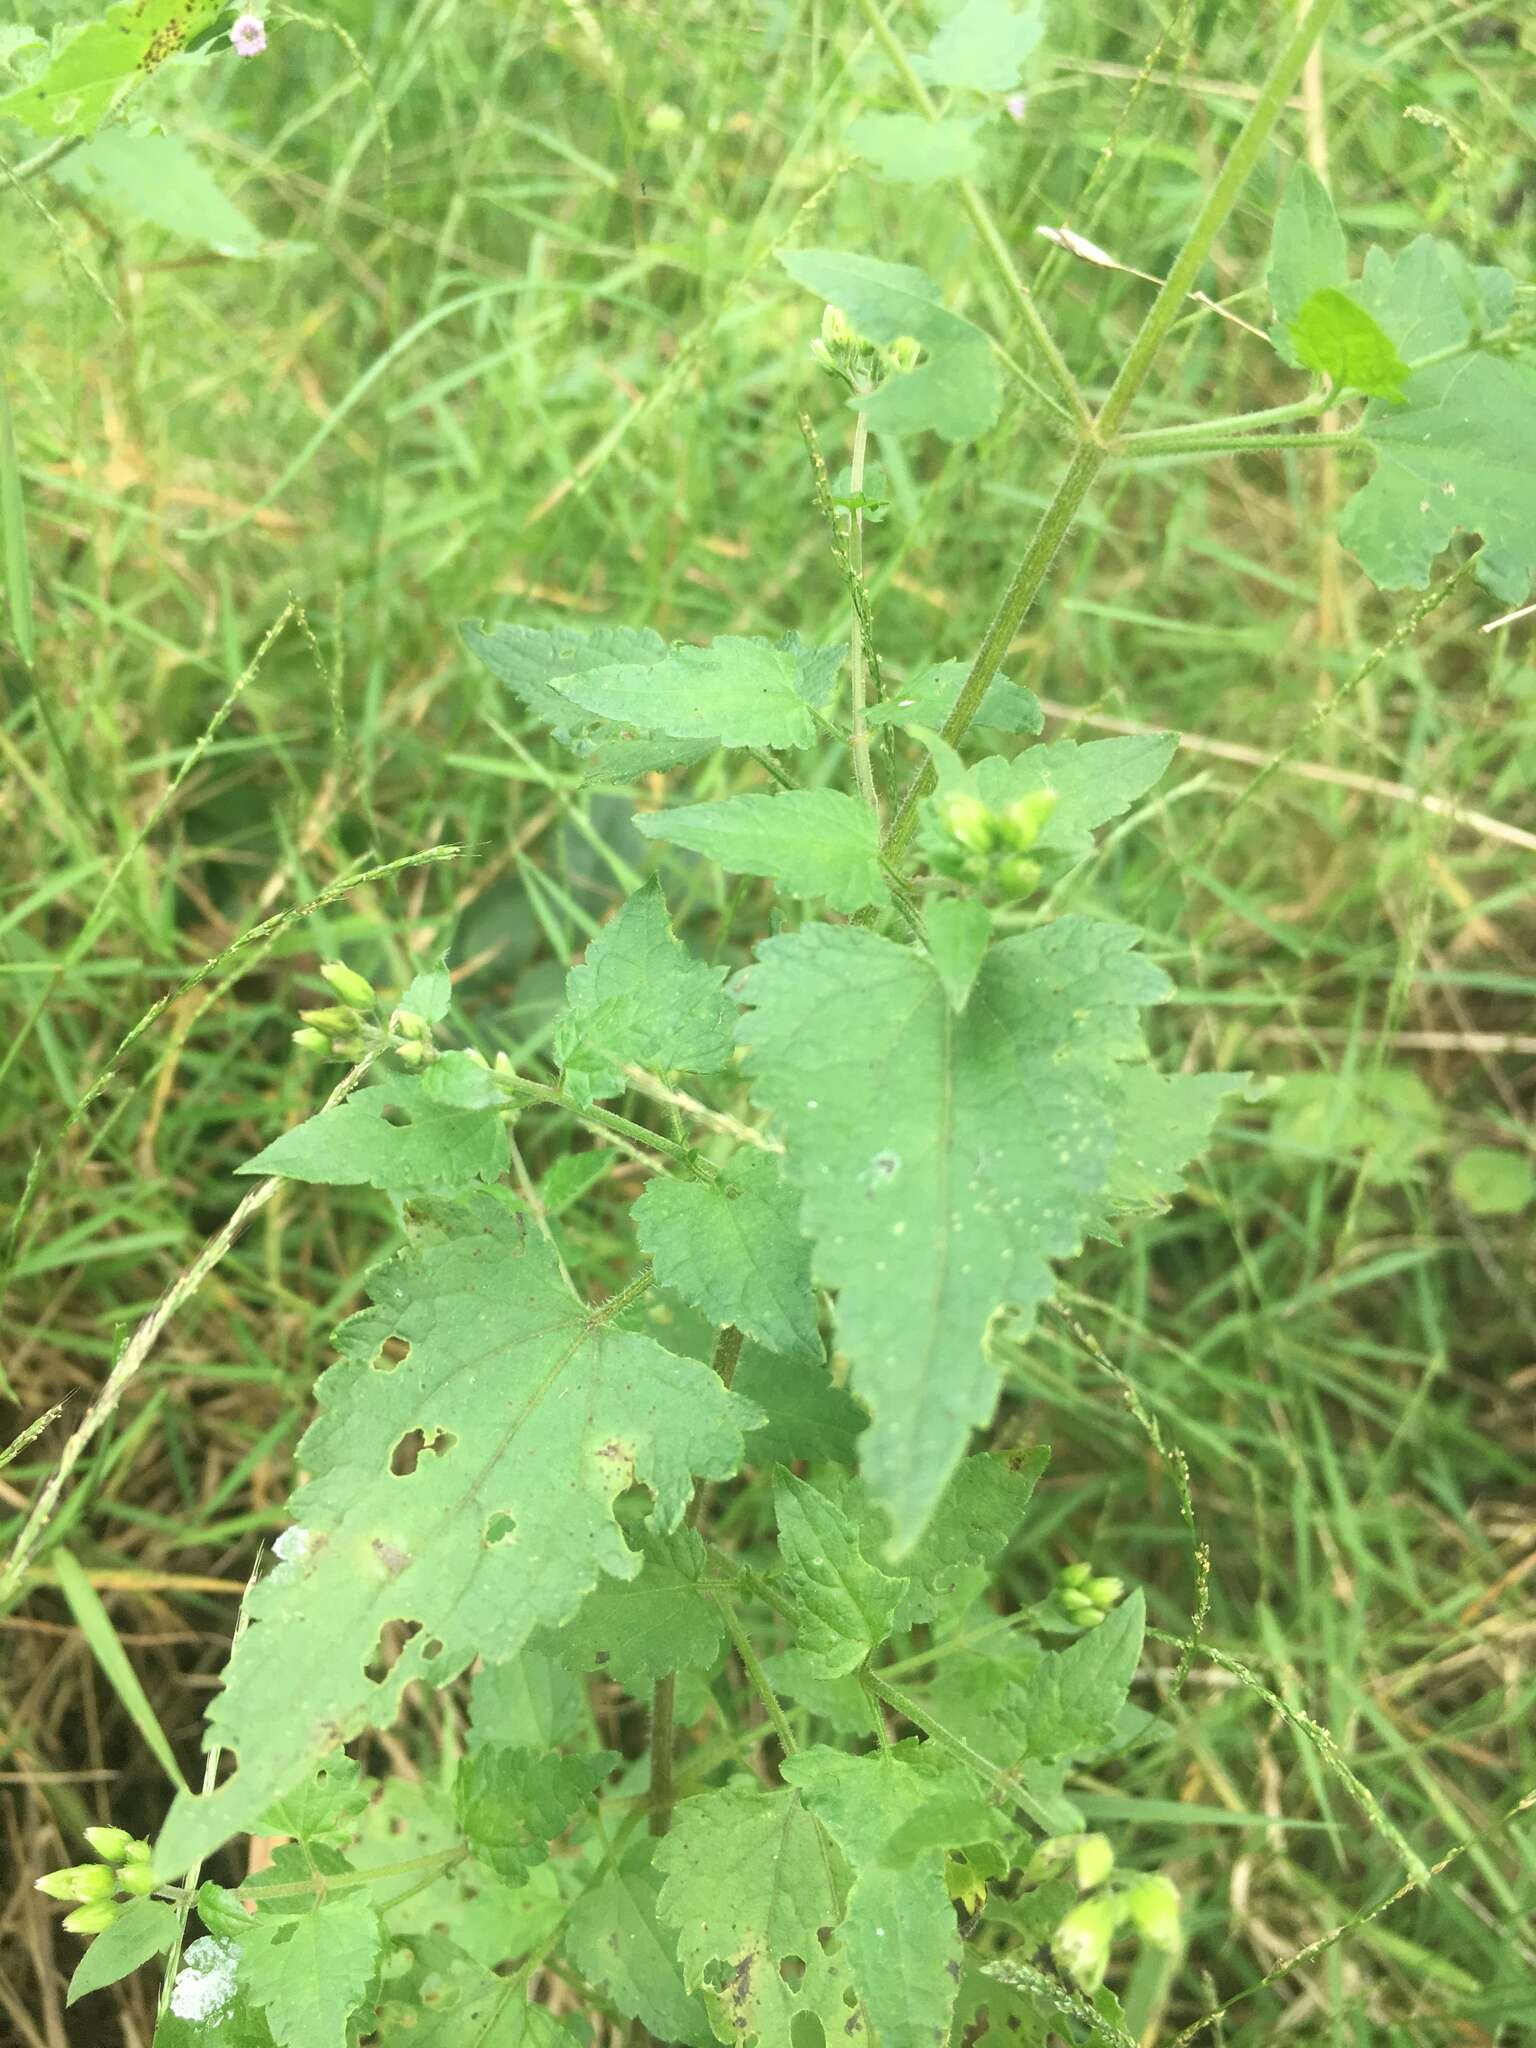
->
<box><xmin>937</xmin><ymin>789</ymin><xmax>997</xmax><ymax>855</ymax></box>
<box><xmin>994</xmin><ymin>853</ymin><xmax>1042</xmax><ymax>899</ymax></box>
<box><xmin>299</xmin><ymin>1005</ymin><xmax>359</xmax><ymax>1034</ymax></box>
<box><xmin>1024</xmin><ymin>1834</ymin><xmax>1074</xmax><ymax>1883</ymax></box>
<box><xmin>1059</xmin><ymin>1562</ymin><xmax>1093</xmax><ymax>1588</ymax></box>
<box><xmin>998</xmin><ymin>788</ymin><xmax>1058</xmax><ymax>852</ymax></box>
<box><xmin>394</xmin><ymin>1040</ymin><xmax>428</xmax><ymax>1069</ymax></box>
<box><xmin>1074</xmin><ymin>1832</ymin><xmax>1115</xmax><ymax>1891</ymax></box>
<box><xmin>462</xmin><ymin>1047</ymin><xmax>490</xmax><ymax>1069</ymax></box>
<box><xmin>1051</xmin><ymin>1894</ymin><xmax>1119</xmax><ymax>1991</ymax></box>
<box><xmin>1086</xmin><ymin>1574</ymin><xmax>1125</xmax><ymax>1610</ymax></box>
<box><xmin>83</xmin><ymin>1826</ymin><xmax>137</xmax><ymax>1864</ymax></box>
<box><xmin>117</xmin><ymin>1860</ymin><xmax>159</xmax><ymax>1897</ymax></box>
<box><xmin>885</xmin><ymin>334</ymin><xmax>922</xmax><ymax>373</ymax></box>
<box><xmin>36</xmin><ymin>1863</ymin><xmax>116</xmax><ymax>1903</ymax></box>
<box><xmin>821</xmin><ymin>304</ymin><xmax>856</xmax><ymax>351</ymax></box>
<box><xmin>646</xmin><ymin>100</ymin><xmax>685</xmax><ymax>137</ymax></box>
<box><xmin>319</xmin><ymin>961</ymin><xmax>376</xmax><ymax>1009</ymax></box>
<box><xmin>62</xmin><ymin>1899</ymin><xmax>120</xmax><ymax>1936</ymax></box>
<box><xmin>291</xmin><ymin>1027</ymin><xmax>329</xmax><ymax>1053</ymax></box>
<box><xmin>392</xmin><ymin>1008</ymin><xmax>431</xmax><ymax>1043</ymax></box>
<box><xmin>493</xmin><ymin>1051</ymin><xmax>517</xmax><ymax>1078</ymax></box>
<box><xmin>1124</xmin><ymin>1873</ymin><xmax>1181</xmax><ymax>1951</ymax></box>
<box><xmin>121</xmin><ymin>1837</ymin><xmax>152</xmax><ymax>1864</ymax></box>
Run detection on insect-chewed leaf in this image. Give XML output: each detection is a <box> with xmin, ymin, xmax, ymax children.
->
<box><xmin>368</xmin><ymin>1934</ymin><xmax>581</xmax><ymax>2046</ymax></box>
<box><xmin>555</xmin><ymin>880</ymin><xmax>737</xmax><ymax>1105</ymax></box>
<box><xmin>550</xmin><ymin>635</ymin><xmax>822</xmax><ymax>751</ymax></box>
<box><xmin>848</xmin><ymin>111</ymin><xmax>984</xmax><ymax>184</ymax></box>
<box><xmin>453</xmin><ymin>1744</ymin><xmax>614</xmax><ymax>1884</ymax></box>
<box><xmin>740</xmin><ymin>918</ymin><xmax>1185</xmax><ymax>1545</ymax></box>
<box><xmin>535</xmin><ymin>1528</ymin><xmax>724</xmax><ymax>1690</ymax></box>
<box><xmin>913</xmin><ymin>0</ymin><xmax>1045</xmax><ymax>91</ymax></box>
<box><xmin>0</xmin><ymin>1</ymin><xmax>222</xmax><ymax>136</ymax></box>
<box><xmin>1288</xmin><ymin>288</ymin><xmax>1409</xmax><ymax>400</ymax></box>
<box><xmin>1267</xmin><ymin>161</ymin><xmax>1347</xmax><ymax>332</ymax></box>
<box><xmin>654</xmin><ymin>1784</ymin><xmax>853</xmax><ymax>2047</ymax></box>
<box><xmin>774</xmin><ymin>1468</ymin><xmax>907</xmax><ymax>1676</ymax></box>
<box><xmin>635</xmin><ymin>788</ymin><xmax>889</xmax><ymax>914</ymax></box>
<box><xmin>1337</xmin><ymin>238</ymin><xmax>1536</xmax><ymax>600</ymax></box>
<box><xmin>565</xmin><ymin>1839</ymin><xmax>714</xmax><ymax>2046</ymax></box>
<box><xmin>781</xmin><ymin>1745</ymin><xmax>964</xmax><ymax>2048</ymax></box>
<box><xmin>237</xmin><ymin>1054</ymin><xmax>507</xmax><ymax>1198</ymax></box>
<box><xmin>782</xmin><ymin>249</ymin><xmax>1000</xmax><ymax>443</ymax></box>
<box><xmin>154</xmin><ymin>1195</ymin><xmax>761</xmax><ymax>1873</ymax></box>
<box><xmin>256</xmin><ymin>1752</ymin><xmax>369</xmax><ymax>1847</ymax></box>
<box><xmin>633</xmin><ymin>1149</ymin><xmax>821</xmax><ymax>1361</ymax></box>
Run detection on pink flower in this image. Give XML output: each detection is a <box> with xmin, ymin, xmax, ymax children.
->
<box><xmin>1004</xmin><ymin>92</ymin><xmax>1028</xmax><ymax>123</ymax></box>
<box><xmin>231</xmin><ymin>13</ymin><xmax>267</xmax><ymax>56</ymax></box>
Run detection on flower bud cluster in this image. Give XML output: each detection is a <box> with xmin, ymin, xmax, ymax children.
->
<box><xmin>926</xmin><ymin>785</ymin><xmax>1058</xmax><ymax>901</ymax></box>
<box><xmin>291</xmin><ymin>961</ymin><xmax>441</xmax><ymax>1068</ymax></box>
<box><xmin>1055</xmin><ymin>1559</ymin><xmax>1126</xmax><ymax>1629</ymax></box>
<box><xmin>1024</xmin><ymin>1832</ymin><xmax>1182</xmax><ymax>1991</ymax></box>
<box><xmin>35</xmin><ymin>1827</ymin><xmax>156</xmax><ymax>1935</ymax></box>
<box><xmin>810</xmin><ymin>304</ymin><xmax>924</xmax><ymax>391</ymax></box>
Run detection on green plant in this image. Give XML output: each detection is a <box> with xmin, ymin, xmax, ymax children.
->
<box><xmin>13</xmin><ymin>3</ymin><xmax>1536</xmax><ymax>2045</ymax></box>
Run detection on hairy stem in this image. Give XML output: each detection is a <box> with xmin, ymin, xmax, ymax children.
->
<box><xmin>506</xmin><ymin>1073</ymin><xmax>716</xmax><ymax>1180</ymax></box>
<box><xmin>881</xmin><ymin>0</ymin><xmax>1345</xmax><ymax>867</ymax></box>
<box><xmin>846</xmin><ymin>407</ymin><xmax>880</xmax><ymax>820</ymax></box>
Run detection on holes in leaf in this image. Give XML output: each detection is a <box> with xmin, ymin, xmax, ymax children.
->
<box><xmin>780</xmin><ymin>1955</ymin><xmax>806</xmax><ymax>1987</ymax></box>
<box><xmin>390</xmin><ymin>1427</ymin><xmax>457</xmax><ymax>1476</ymax></box>
<box><xmin>422</xmin><ymin>1638</ymin><xmax>444</xmax><ymax>1662</ymax></box>
<box><xmin>373</xmin><ymin>1336</ymin><xmax>411</xmax><ymax>1373</ymax></box>
<box><xmin>365</xmin><ymin>1618</ymin><xmax>422</xmax><ymax>1686</ymax></box>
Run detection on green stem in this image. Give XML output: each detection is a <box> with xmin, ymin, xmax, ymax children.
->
<box><xmin>846</xmin><ymin>407</ymin><xmax>880</xmax><ymax>820</ymax></box>
<box><xmin>881</xmin><ymin>0</ymin><xmax>1344</xmax><ymax>867</ymax></box>
<box><xmin>866</xmin><ymin>1673</ymin><xmax>1060</xmax><ymax>1833</ymax></box>
<box><xmin>1118</xmin><ymin>391</ymin><xmax>1332</xmax><ymax>447</ymax></box>
<box><xmin>504</xmin><ymin>1074</ymin><xmax>716</xmax><ymax>1179</ymax></box>
<box><xmin>233</xmin><ymin>1847</ymin><xmax>465</xmax><ymax>1904</ymax></box>
<box><xmin>852</xmin><ymin>0</ymin><xmax>1090</xmax><ymax>430</ymax></box>
<box><xmin>715</xmin><ymin>1589</ymin><xmax>798</xmax><ymax>1758</ymax></box>
<box><xmin>1118</xmin><ymin>423</ymin><xmax>1366</xmax><ymax>462</ymax></box>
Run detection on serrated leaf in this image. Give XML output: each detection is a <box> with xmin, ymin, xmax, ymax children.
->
<box><xmin>1267</xmin><ymin>162</ymin><xmax>1347</xmax><ymax>330</ymax></box>
<box><xmin>1096</xmin><ymin>1068</ymin><xmax>1249</xmax><ymax>1221</ymax></box>
<box><xmin>403</xmin><ymin>961</ymin><xmax>452</xmax><ymax>1023</ymax></box>
<box><xmin>635</xmin><ymin>789</ymin><xmax>889</xmax><ymax>914</ymax></box>
<box><xmin>775</xmin><ymin>1468</ymin><xmax>906</xmax><ymax>1676</ymax></box>
<box><xmin>849</xmin><ymin>112</ymin><xmax>983</xmax><ymax>183</ymax></box>
<box><xmin>156</xmin><ymin>1197</ymin><xmax>761</xmax><ymax>1870</ymax></box>
<box><xmin>1288</xmin><ymin>288</ymin><xmax>1409</xmax><ymax>399</ymax></box>
<box><xmin>238</xmin><ymin>1054</ymin><xmax>506</xmax><ymax>1197</ymax></box>
<box><xmin>237</xmin><ymin>1886</ymin><xmax>383</xmax><ymax>2048</ymax></box>
<box><xmin>538</xmin><ymin>1528</ymin><xmax>723</xmax><ymax>1689</ymax></box>
<box><xmin>886</xmin><ymin>1446</ymin><xmax>1048</xmax><ymax>1631</ymax></box>
<box><xmin>914</xmin><ymin>0</ymin><xmax>1045</xmax><ymax>90</ymax></box>
<box><xmin>782</xmin><ymin>249</ymin><xmax>1000</xmax><ymax>443</ymax></box>
<box><xmin>67</xmin><ymin>1895</ymin><xmax>178</xmax><ymax>2006</ymax></box>
<box><xmin>469</xmin><ymin>1647</ymin><xmax>587</xmax><ymax>1750</ymax></box>
<box><xmin>654</xmin><ymin>1785</ymin><xmax>853</xmax><ymax>2046</ymax></box>
<box><xmin>565</xmin><ymin>1838</ymin><xmax>713</xmax><ymax>2045</ymax></box>
<box><xmin>969</xmin><ymin>732</ymin><xmax>1178</xmax><ymax>863</ymax></box>
<box><xmin>461</xmin><ymin>620</ymin><xmax>666</xmax><ymax>744</ymax></box>
<box><xmin>781</xmin><ymin>1746</ymin><xmax>962</xmax><ymax>2048</ymax></box>
<box><xmin>555</xmin><ymin>881</ymin><xmax>736</xmax><ymax>1105</ymax></box>
<box><xmin>0</xmin><ymin>1</ymin><xmax>221</xmax><ymax>137</ymax></box>
<box><xmin>536</xmin><ymin>1147</ymin><xmax>613</xmax><ymax>1219</ymax></box>
<box><xmin>634</xmin><ymin>1150</ymin><xmax>821</xmax><ymax>1362</ymax></box>
<box><xmin>370</xmin><ymin>1942</ymin><xmax>580</xmax><ymax>2046</ymax></box>
<box><xmin>257</xmin><ymin>1752</ymin><xmax>369</xmax><ymax>1846</ymax></box>
<box><xmin>924</xmin><ymin>897</ymin><xmax>993</xmax><ymax>1014</ymax></box>
<box><xmin>1007</xmin><ymin>1593</ymin><xmax>1145</xmax><ymax>1761</ymax></box>
<box><xmin>454</xmin><ymin>1744</ymin><xmax>613</xmax><ymax>1883</ymax></box>
<box><xmin>553</xmin><ymin>635</ymin><xmax>820</xmax><ymax>750</ymax></box>
<box><xmin>740</xmin><ymin>918</ymin><xmax>1186</xmax><ymax>1545</ymax></box>
<box><xmin>735</xmin><ymin>1343</ymin><xmax>867</xmax><ymax>1467</ymax></box>
<box><xmin>54</xmin><ymin>127</ymin><xmax>263</xmax><ymax>255</ymax></box>
<box><xmin>868</xmin><ymin>657</ymin><xmax>1043</xmax><ymax>736</ymax></box>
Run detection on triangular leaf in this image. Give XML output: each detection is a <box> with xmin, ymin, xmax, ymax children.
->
<box><xmin>67</xmin><ymin>1896</ymin><xmax>179</xmax><ymax>2006</ymax></box>
<box><xmin>237</xmin><ymin>1055</ymin><xmax>506</xmax><ymax>1197</ymax></box>
<box><xmin>969</xmin><ymin>732</ymin><xmax>1178</xmax><ymax>863</ymax></box>
<box><xmin>1005</xmin><ymin>1593</ymin><xmax>1145</xmax><ymax>1761</ymax></box>
<box><xmin>775</xmin><ymin>1467</ymin><xmax>907</xmax><ymax>1676</ymax></box>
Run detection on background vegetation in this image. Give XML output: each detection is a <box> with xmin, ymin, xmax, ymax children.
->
<box><xmin>2</xmin><ymin>1</ymin><xmax>1533</xmax><ymax>2040</ymax></box>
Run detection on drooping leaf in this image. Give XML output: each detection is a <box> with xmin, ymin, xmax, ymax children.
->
<box><xmin>537</xmin><ymin>1528</ymin><xmax>724</xmax><ymax>1689</ymax></box>
<box><xmin>555</xmin><ymin>881</ymin><xmax>736</xmax><ymax>1105</ymax></box>
<box><xmin>774</xmin><ymin>1467</ymin><xmax>907</xmax><ymax>1677</ymax></box>
<box><xmin>1288</xmin><ymin>287</ymin><xmax>1409</xmax><ymax>399</ymax></box>
<box><xmin>1335</xmin><ymin>239</ymin><xmax>1536</xmax><ymax>600</ymax></box>
<box><xmin>67</xmin><ymin>1896</ymin><xmax>179</xmax><ymax>2006</ymax></box>
<box><xmin>782</xmin><ymin>250</ymin><xmax>1000</xmax><ymax>443</ymax></box>
<box><xmin>54</xmin><ymin>127</ymin><xmax>264</xmax><ymax>255</ymax></box>
<box><xmin>1267</xmin><ymin>162</ymin><xmax>1347</xmax><ymax>331</ymax></box>
<box><xmin>453</xmin><ymin>1744</ymin><xmax>614</xmax><ymax>1883</ymax></box>
<box><xmin>654</xmin><ymin>1784</ymin><xmax>853</xmax><ymax>2046</ymax></box>
<box><xmin>781</xmin><ymin>1746</ymin><xmax>963</xmax><ymax>2048</ymax></box>
<box><xmin>257</xmin><ymin>1752</ymin><xmax>369</xmax><ymax>1847</ymax></box>
<box><xmin>633</xmin><ymin>1150</ymin><xmax>822</xmax><ymax>1362</ymax></box>
<box><xmin>565</xmin><ymin>1838</ymin><xmax>713</xmax><ymax>2046</ymax></box>
<box><xmin>868</xmin><ymin>657</ymin><xmax>1043</xmax><ymax>736</ymax></box>
<box><xmin>1004</xmin><ymin>1594</ymin><xmax>1145</xmax><ymax>1761</ymax></box>
<box><xmin>968</xmin><ymin>733</ymin><xmax>1178</xmax><ymax>864</ymax></box>
<box><xmin>550</xmin><ymin>636</ymin><xmax>822</xmax><ymax>751</ymax></box>
<box><xmin>923</xmin><ymin>897</ymin><xmax>993</xmax><ymax>1014</ymax></box>
<box><xmin>848</xmin><ymin>112</ymin><xmax>983</xmax><ymax>184</ymax></box>
<box><xmin>156</xmin><ymin>1196</ymin><xmax>761</xmax><ymax>1870</ymax></box>
<box><xmin>237</xmin><ymin>1054</ymin><xmax>506</xmax><ymax>1197</ymax></box>
<box><xmin>635</xmin><ymin>789</ymin><xmax>889</xmax><ymax>914</ymax></box>
<box><xmin>913</xmin><ymin>0</ymin><xmax>1046</xmax><ymax>91</ymax></box>
<box><xmin>0</xmin><ymin>0</ymin><xmax>221</xmax><ymax>137</ymax></box>
<box><xmin>739</xmin><ymin>918</ymin><xmax>1184</xmax><ymax>1544</ymax></box>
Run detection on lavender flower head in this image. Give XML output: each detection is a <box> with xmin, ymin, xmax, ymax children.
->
<box><xmin>1004</xmin><ymin>92</ymin><xmax>1028</xmax><ymax>123</ymax></box>
<box><xmin>231</xmin><ymin>13</ymin><xmax>267</xmax><ymax>56</ymax></box>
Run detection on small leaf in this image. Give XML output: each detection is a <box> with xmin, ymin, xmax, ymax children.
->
<box><xmin>867</xmin><ymin>657</ymin><xmax>1043</xmax><ymax>736</ymax></box>
<box><xmin>237</xmin><ymin>1055</ymin><xmax>507</xmax><ymax>1197</ymax></box>
<box><xmin>1267</xmin><ymin>162</ymin><xmax>1347</xmax><ymax>330</ymax></box>
<box><xmin>1288</xmin><ymin>287</ymin><xmax>1410</xmax><ymax>399</ymax></box>
<box><xmin>1452</xmin><ymin>1147</ymin><xmax>1534</xmax><ymax>1218</ymax></box>
<box><xmin>453</xmin><ymin>1744</ymin><xmax>614</xmax><ymax>1883</ymax></box>
<box><xmin>538</xmin><ymin>1529</ymin><xmax>724</xmax><ymax>1689</ymax></box>
<box><xmin>0</xmin><ymin>1</ymin><xmax>221</xmax><ymax>137</ymax></box>
<box><xmin>257</xmin><ymin>1753</ymin><xmax>369</xmax><ymax>1847</ymax></box>
<box><xmin>634</xmin><ymin>1150</ymin><xmax>822</xmax><ymax>1362</ymax></box>
<box><xmin>774</xmin><ymin>1467</ymin><xmax>906</xmax><ymax>1677</ymax></box>
<box><xmin>54</xmin><ymin>127</ymin><xmax>263</xmax><ymax>256</ymax></box>
<box><xmin>565</xmin><ymin>1839</ymin><xmax>713</xmax><ymax>2046</ymax></box>
<box><xmin>402</xmin><ymin>961</ymin><xmax>452</xmax><ymax>1024</ymax></box>
<box><xmin>883</xmin><ymin>1445</ymin><xmax>1048</xmax><ymax>1631</ymax></box>
<box><xmin>635</xmin><ymin>789</ymin><xmax>889</xmax><ymax>914</ymax></box>
<box><xmin>66</xmin><ymin>1896</ymin><xmax>178</xmax><ymax>2006</ymax></box>
<box><xmin>654</xmin><ymin>1785</ymin><xmax>853</xmax><ymax>2046</ymax></box>
<box><xmin>461</xmin><ymin>619</ymin><xmax>666</xmax><ymax>744</ymax></box>
<box><xmin>1007</xmin><ymin>1592</ymin><xmax>1145</xmax><ymax>1761</ymax></box>
<box><xmin>848</xmin><ymin>112</ymin><xmax>983</xmax><ymax>184</ymax></box>
<box><xmin>556</xmin><ymin>881</ymin><xmax>736</xmax><ymax>1105</ymax></box>
<box><xmin>913</xmin><ymin>0</ymin><xmax>1045</xmax><ymax>91</ymax></box>
<box><xmin>782</xmin><ymin>249</ymin><xmax>1000</xmax><ymax>444</ymax></box>
<box><xmin>552</xmin><ymin>636</ymin><xmax>820</xmax><ymax>750</ymax></box>
<box><xmin>923</xmin><ymin>897</ymin><xmax>993</xmax><ymax>1013</ymax></box>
